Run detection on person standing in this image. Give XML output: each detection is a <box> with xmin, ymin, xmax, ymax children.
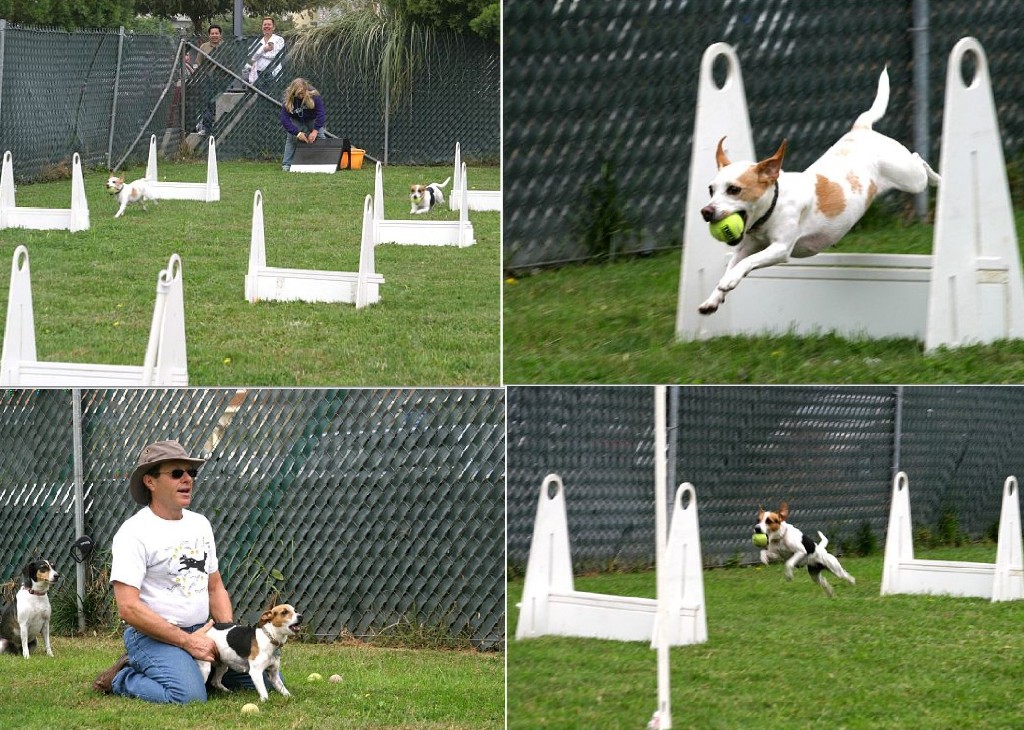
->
<box><xmin>197</xmin><ymin>24</ymin><xmax>223</xmax><ymax>65</ymax></box>
<box><xmin>279</xmin><ymin>77</ymin><xmax>326</xmax><ymax>171</ymax></box>
<box><xmin>245</xmin><ymin>17</ymin><xmax>284</xmax><ymax>84</ymax></box>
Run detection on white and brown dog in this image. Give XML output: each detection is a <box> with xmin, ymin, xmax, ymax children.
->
<box><xmin>0</xmin><ymin>558</ymin><xmax>59</xmax><ymax>658</ymax></box>
<box><xmin>105</xmin><ymin>175</ymin><xmax>154</xmax><ymax>218</ymax></box>
<box><xmin>754</xmin><ymin>503</ymin><xmax>855</xmax><ymax>597</ymax></box>
<box><xmin>410</xmin><ymin>177</ymin><xmax>450</xmax><ymax>214</ymax></box>
<box><xmin>698</xmin><ymin>67</ymin><xmax>941</xmax><ymax>314</ymax></box>
<box><xmin>196</xmin><ymin>603</ymin><xmax>302</xmax><ymax>702</ymax></box>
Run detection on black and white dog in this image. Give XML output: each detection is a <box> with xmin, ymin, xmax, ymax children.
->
<box><xmin>409</xmin><ymin>178</ymin><xmax>451</xmax><ymax>214</ymax></box>
<box><xmin>754</xmin><ymin>503</ymin><xmax>856</xmax><ymax>597</ymax></box>
<box><xmin>0</xmin><ymin>559</ymin><xmax>59</xmax><ymax>658</ymax></box>
<box><xmin>196</xmin><ymin>603</ymin><xmax>302</xmax><ymax>701</ymax></box>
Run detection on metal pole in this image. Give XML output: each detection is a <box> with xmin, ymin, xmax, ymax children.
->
<box><xmin>384</xmin><ymin>76</ymin><xmax>390</xmax><ymax>166</ymax></box>
<box><xmin>893</xmin><ymin>386</ymin><xmax>904</xmax><ymax>478</ymax></box>
<box><xmin>667</xmin><ymin>386</ymin><xmax>679</xmax><ymax>508</ymax></box>
<box><xmin>233</xmin><ymin>0</ymin><xmax>243</xmax><ymax>39</ymax></box>
<box><xmin>72</xmin><ymin>389</ymin><xmax>86</xmax><ymax>633</ymax></box>
<box><xmin>0</xmin><ymin>20</ymin><xmax>7</xmax><ymax>140</ymax></box>
<box><xmin>107</xmin><ymin>27</ymin><xmax>125</xmax><ymax>169</ymax></box>
<box><xmin>911</xmin><ymin>0</ymin><xmax>930</xmax><ymax>220</ymax></box>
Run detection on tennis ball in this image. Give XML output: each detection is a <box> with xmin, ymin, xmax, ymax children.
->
<box><xmin>752</xmin><ymin>533</ymin><xmax>768</xmax><ymax>548</ymax></box>
<box><xmin>329</xmin><ymin>674</ymin><xmax>343</xmax><ymax>683</ymax></box>
<box><xmin>241</xmin><ymin>703</ymin><xmax>260</xmax><ymax>715</ymax></box>
<box><xmin>709</xmin><ymin>213</ymin><xmax>745</xmax><ymax>244</ymax></box>
<box><xmin>308</xmin><ymin>672</ymin><xmax>323</xmax><ymax>682</ymax></box>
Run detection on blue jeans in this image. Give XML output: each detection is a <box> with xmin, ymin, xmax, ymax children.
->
<box><xmin>112</xmin><ymin>623</ymin><xmax>255</xmax><ymax>704</ymax></box>
<box><xmin>282</xmin><ymin>122</ymin><xmax>316</xmax><ymax>170</ymax></box>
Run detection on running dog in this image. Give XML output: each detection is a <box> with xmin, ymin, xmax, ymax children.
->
<box><xmin>196</xmin><ymin>603</ymin><xmax>302</xmax><ymax>701</ymax></box>
<box><xmin>106</xmin><ymin>175</ymin><xmax>155</xmax><ymax>218</ymax></box>
<box><xmin>698</xmin><ymin>67</ymin><xmax>941</xmax><ymax>314</ymax></box>
<box><xmin>409</xmin><ymin>177</ymin><xmax>450</xmax><ymax>214</ymax></box>
<box><xmin>754</xmin><ymin>503</ymin><xmax>856</xmax><ymax>596</ymax></box>
<box><xmin>0</xmin><ymin>558</ymin><xmax>59</xmax><ymax>658</ymax></box>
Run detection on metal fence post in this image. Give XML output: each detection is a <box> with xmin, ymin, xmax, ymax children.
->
<box><xmin>911</xmin><ymin>0</ymin><xmax>930</xmax><ymax>220</ymax></box>
<box><xmin>893</xmin><ymin>386</ymin><xmax>904</xmax><ymax>478</ymax></box>
<box><xmin>0</xmin><ymin>20</ymin><xmax>6</xmax><ymax>139</ymax></box>
<box><xmin>107</xmin><ymin>26</ymin><xmax>126</xmax><ymax>170</ymax></box>
<box><xmin>72</xmin><ymin>389</ymin><xmax>86</xmax><ymax>633</ymax></box>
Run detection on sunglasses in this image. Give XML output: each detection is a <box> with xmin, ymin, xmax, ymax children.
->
<box><xmin>155</xmin><ymin>467</ymin><xmax>199</xmax><ymax>480</ymax></box>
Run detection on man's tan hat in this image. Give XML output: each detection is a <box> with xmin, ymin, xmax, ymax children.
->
<box><xmin>129</xmin><ymin>440</ymin><xmax>205</xmax><ymax>505</ymax></box>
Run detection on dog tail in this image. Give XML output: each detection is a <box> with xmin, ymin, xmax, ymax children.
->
<box><xmin>816</xmin><ymin>530</ymin><xmax>829</xmax><ymax>550</ymax></box>
<box><xmin>438</xmin><ymin>177</ymin><xmax>451</xmax><ymax>189</ymax></box>
<box><xmin>852</xmin><ymin>66</ymin><xmax>890</xmax><ymax>131</ymax></box>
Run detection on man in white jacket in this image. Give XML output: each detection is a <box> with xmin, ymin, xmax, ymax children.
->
<box><xmin>245</xmin><ymin>16</ymin><xmax>285</xmax><ymax>83</ymax></box>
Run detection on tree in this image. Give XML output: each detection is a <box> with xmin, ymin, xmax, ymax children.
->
<box><xmin>404</xmin><ymin>0</ymin><xmax>497</xmax><ymax>45</ymax></box>
<box><xmin>0</xmin><ymin>0</ymin><xmax>135</xmax><ymax>29</ymax></box>
<box><xmin>133</xmin><ymin>0</ymin><xmax>315</xmax><ymax>37</ymax></box>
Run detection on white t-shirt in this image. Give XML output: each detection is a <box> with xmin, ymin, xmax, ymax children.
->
<box><xmin>110</xmin><ymin>507</ymin><xmax>218</xmax><ymax>627</ymax></box>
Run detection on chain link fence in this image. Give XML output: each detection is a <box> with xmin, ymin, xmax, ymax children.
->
<box><xmin>507</xmin><ymin>386</ymin><xmax>1024</xmax><ymax>574</ymax></box>
<box><xmin>0</xmin><ymin>21</ymin><xmax>499</xmax><ymax>182</ymax></box>
<box><xmin>503</xmin><ymin>1</ymin><xmax>1024</xmax><ymax>271</ymax></box>
<box><xmin>0</xmin><ymin>388</ymin><xmax>505</xmax><ymax>650</ymax></box>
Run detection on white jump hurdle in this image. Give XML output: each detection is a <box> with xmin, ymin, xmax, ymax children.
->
<box><xmin>880</xmin><ymin>471</ymin><xmax>1024</xmax><ymax>602</ymax></box>
<box><xmin>245</xmin><ymin>190</ymin><xmax>383</xmax><ymax>308</ymax></box>
<box><xmin>676</xmin><ymin>38</ymin><xmax>1024</xmax><ymax>352</ymax></box>
<box><xmin>449</xmin><ymin>142</ymin><xmax>500</xmax><ymax>212</ymax></box>
<box><xmin>144</xmin><ymin>134</ymin><xmax>220</xmax><ymax>202</ymax></box>
<box><xmin>0</xmin><ymin>151</ymin><xmax>89</xmax><ymax>231</ymax></box>
<box><xmin>516</xmin><ymin>474</ymin><xmax>707</xmax><ymax>648</ymax></box>
<box><xmin>373</xmin><ymin>161</ymin><xmax>475</xmax><ymax>247</ymax></box>
<box><xmin>1</xmin><ymin>245</ymin><xmax>188</xmax><ymax>386</ymax></box>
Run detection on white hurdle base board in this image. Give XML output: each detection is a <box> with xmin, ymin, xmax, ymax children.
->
<box><xmin>289</xmin><ymin>164</ymin><xmax>337</xmax><ymax>174</ymax></box>
<box><xmin>703</xmin><ymin>253</ymin><xmax>1010</xmax><ymax>341</ymax></box>
<box><xmin>5</xmin><ymin>363</ymin><xmax>188</xmax><ymax>387</ymax></box>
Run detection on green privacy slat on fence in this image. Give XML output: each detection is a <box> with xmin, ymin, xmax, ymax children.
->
<box><xmin>507</xmin><ymin>387</ymin><xmax>1024</xmax><ymax>574</ymax></box>
<box><xmin>0</xmin><ymin>388</ymin><xmax>504</xmax><ymax>650</ymax></box>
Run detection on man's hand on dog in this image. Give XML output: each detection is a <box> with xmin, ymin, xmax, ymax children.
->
<box><xmin>183</xmin><ymin>619</ymin><xmax>218</xmax><ymax>662</ymax></box>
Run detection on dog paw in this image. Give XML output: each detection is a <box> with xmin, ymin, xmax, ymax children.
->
<box><xmin>784</xmin><ymin>571</ymin><xmax>794</xmax><ymax>581</ymax></box>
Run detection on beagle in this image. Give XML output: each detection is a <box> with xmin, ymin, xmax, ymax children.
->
<box><xmin>410</xmin><ymin>177</ymin><xmax>451</xmax><ymax>214</ymax></box>
<box><xmin>754</xmin><ymin>503</ymin><xmax>856</xmax><ymax>596</ymax></box>
<box><xmin>196</xmin><ymin>603</ymin><xmax>303</xmax><ymax>701</ymax></box>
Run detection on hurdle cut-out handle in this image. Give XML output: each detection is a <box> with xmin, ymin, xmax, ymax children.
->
<box><xmin>950</xmin><ymin>36</ymin><xmax>988</xmax><ymax>91</ymax></box>
<box><xmin>701</xmin><ymin>42</ymin><xmax>742</xmax><ymax>93</ymax></box>
<box><xmin>1005</xmin><ymin>475</ymin><xmax>1018</xmax><ymax>498</ymax></box>
<box><xmin>542</xmin><ymin>473</ymin><xmax>564</xmax><ymax>501</ymax></box>
<box><xmin>894</xmin><ymin>470</ymin><xmax>909</xmax><ymax>493</ymax></box>
<box><xmin>675</xmin><ymin>482</ymin><xmax>696</xmax><ymax>511</ymax></box>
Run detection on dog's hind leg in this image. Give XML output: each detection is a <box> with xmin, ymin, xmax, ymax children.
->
<box><xmin>808</xmin><ymin>565</ymin><xmax>835</xmax><ymax>597</ymax></box>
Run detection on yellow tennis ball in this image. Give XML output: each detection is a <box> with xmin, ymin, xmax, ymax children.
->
<box><xmin>241</xmin><ymin>703</ymin><xmax>260</xmax><ymax>714</ymax></box>
<box><xmin>709</xmin><ymin>213</ymin><xmax>745</xmax><ymax>244</ymax></box>
<box><xmin>752</xmin><ymin>533</ymin><xmax>768</xmax><ymax>548</ymax></box>
<box><xmin>308</xmin><ymin>672</ymin><xmax>323</xmax><ymax>682</ymax></box>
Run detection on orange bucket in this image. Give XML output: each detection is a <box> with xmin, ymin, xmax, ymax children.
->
<box><xmin>340</xmin><ymin>148</ymin><xmax>365</xmax><ymax>170</ymax></box>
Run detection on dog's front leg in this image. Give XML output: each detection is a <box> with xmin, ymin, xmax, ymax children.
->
<box><xmin>249</xmin><ymin>666</ymin><xmax>271</xmax><ymax>701</ymax></box>
<box><xmin>699</xmin><ymin>242</ymin><xmax>791</xmax><ymax>314</ymax></box>
<box><xmin>784</xmin><ymin>548</ymin><xmax>806</xmax><ymax>581</ymax></box>
<box><xmin>42</xmin><ymin>621</ymin><xmax>52</xmax><ymax>657</ymax></box>
<box><xmin>265</xmin><ymin>666</ymin><xmax>290</xmax><ymax>697</ymax></box>
<box><xmin>19</xmin><ymin>623</ymin><xmax>30</xmax><ymax>659</ymax></box>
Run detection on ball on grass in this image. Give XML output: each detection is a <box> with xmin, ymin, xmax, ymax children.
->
<box><xmin>329</xmin><ymin>674</ymin><xmax>342</xmax><ymax>683</ymax></box>
<box><xmin>752</xmin><ymin>533</ymin><xmax>768</xmax><ymax>548</ymax></box>
<box><xmin>241</xmin><ymin>703</ymin><xmax>260</xmax><ymax>715</ymax></box>
<box><xmin>709</xmin><ymin>213</ymin><xmax>745</xmax><ymax>244</ymax></box>
<box><xmin>307</xmin><ymin>672</ymin><xmax>323</xmax><ymax>682</ymax></box>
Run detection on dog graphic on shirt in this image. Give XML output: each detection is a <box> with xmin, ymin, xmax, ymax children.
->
<box><xmin>171</xmin><ymin>541</ymin><xmax>211</xmax><ymax>597</ymax></box>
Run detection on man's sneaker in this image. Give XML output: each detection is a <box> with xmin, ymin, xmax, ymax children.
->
<box><xmin>92</xmin><ymin>653</ymin><xmax>130</xmax><ymax>694</ymax></box>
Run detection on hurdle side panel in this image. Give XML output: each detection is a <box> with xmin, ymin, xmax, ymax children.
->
<box><xmin>676</xmin><ymin>43</ymin><xmax>756</xmax><ymax>341</ymax></box>
<box><xmin>654</xmin><ymin>483</ymin><xmax>708</xmax><ymax>646</ymax></box>
<box><xmin>881</xmin><ymin>471</ymin><xmax>916</xmax><ymax>596</ymax></box>
<box><xmin>0</xmin><ymin>245</ymin><xmax>37</xmax><ymax>385</ymax></box>
<box><xmin>992</xmin><ymin>476</ymin><xmax>1024</xmax><ymax>602</ymax></box>
<box><xmin>927</xmin><ymin>37</ymin><xmax>1024</xmax><ymax>351</ymax></box>
<box><xmin>516</xmin><ymin>474</ymin><xmax>578</xmax><ymax>640</ymax></box>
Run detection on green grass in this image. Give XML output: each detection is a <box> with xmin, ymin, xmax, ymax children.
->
<box><xmin>503</xmin><ymin>210</ymin><xmax>1024</xmax><ymax>384</ymax></box>
<box><xmin>0</xmin><ymin>636</ymin><xmax>503</xmax><ymax>729</ymax></box>
<box><xmin>508</xmin><ymin>545</ymin><xmax>1024</xmax><ymax>729</ymax></box>
<box><xmin>0</xmin><ymin>159</ymin><xmax>500</xmax><ymax>385</ymax></box>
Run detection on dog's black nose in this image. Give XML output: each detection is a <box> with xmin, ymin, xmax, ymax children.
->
<box><xmin>701</xmin><ymin>206</ymin><xmax>715</xmax><ymax>222</ymax></box>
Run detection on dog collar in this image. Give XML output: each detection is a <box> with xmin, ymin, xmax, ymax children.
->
<box><xmin>749</xmin><ymin>183</ymin><xmax>779</xmax><ymax>232</ymax></box>
<box><xmin>27</xmin><ymin>588</ymin><xmax>46</xmax><ymax>596</ymax></box>
<box><xmin>261</xmin><ymin>625</ymin><xmax>283</xmax><ymax>647</ymax></box>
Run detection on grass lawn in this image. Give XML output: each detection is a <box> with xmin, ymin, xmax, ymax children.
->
<box><xmin>508</xmin><ymin>545</ymin><xmax>1024</xmax><ymax>729</ymax></box>
<box><xmin>0</xmin><ymin>635</ymin><xmax>503</xmax><ymax>729</ymax></box>
<box><xmin>0</xmin><ymin>158</ymin><xmax>500</xmax><ymax>386</ymax></box>
<box><xmin>503</xmin><ymin>210</ymin><xmax>1024</xmax><ymax>384</ymax></box>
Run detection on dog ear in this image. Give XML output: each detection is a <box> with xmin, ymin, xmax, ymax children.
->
<box><xmin>22</xmin><ymin>561</ymin><xmax>34</xmax><ymax>584</ymax></box>
<box><xmin>257</xmin><ymin>608</ymin><xmax>274</xmax><ymax>626</ymax></box>
<box><xmin>756</xmin><ymin>140</ymin><xmax>787</xmax><ymax>181</ymax></box>
<box><xmin>715</xmin><ymin>136</ymin><xmax>731</xmax><ymax>169</ymax></box>
<box><xmin>778</xmin><ymin>501</ymin><xmax>789</xmax><ymax>520</ymax></box>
